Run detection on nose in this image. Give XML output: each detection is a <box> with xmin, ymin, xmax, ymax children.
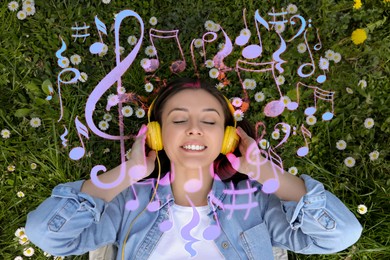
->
<box><xmin>186</xmin><ymin>121</ymin><xmax>203</xmax><ymax>136</ymax></box>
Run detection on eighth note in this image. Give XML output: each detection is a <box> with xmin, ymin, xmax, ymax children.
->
<box><xmin>69</xmin><ymin>116</ymin><xmax>89</xmax><ymax>160</ymax></box>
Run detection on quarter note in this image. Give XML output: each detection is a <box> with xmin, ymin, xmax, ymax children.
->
<box><xmin>235</xmin><ymin>8</ymin><xmax>251</xmax><ymax>46</ymax></box>
<box><xmin>241</xmin><ymin>9</ymin><xmax>269</xmax><ymax>59</ymax></box>
<box><xmin>69</xmin><ymin>116</ymin><xmax>89</xmax><ymax>160</ymax></box>
<box><xmin>297</xmin><ymin>124</ymin><xmax>311</xmax><ymax>157</ymax></box>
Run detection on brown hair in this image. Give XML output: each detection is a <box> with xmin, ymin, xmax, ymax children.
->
<box><xmin>147</xmin><ymin>78</ymin><xmax>255</xmax><ymax>181</ymax></box>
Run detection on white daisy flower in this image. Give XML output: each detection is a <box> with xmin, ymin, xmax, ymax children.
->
<box><xmin>254</xmin><ymin>92</ymin><xmax>265</xmax><ymax>102</ymax></box>
<box><xmin>336</xmin><ymin>140</ymin><xmax>347</xmax><ymax>150</ymax></box>
<box><xmin>194</xmin><ymin>38</ymin><xmax>203</xmax><ymax>48</ymax></box>
<box><xmin>281</xmin><ymin>96</ymin><xmax>291</xmax><ymax>107</ymax></box>
<box><xmin>107</xmin><ymin>94</ymin><xmax>119</xmax><ymax>106</ymax></box>
<box><xmin>218</xmin><ymin>43</ymin><xmax>225</xmax><ymax>50</ymax></box>
<box><xmin>102</xmin><ymin>0</ymin><xmax>111</xmax><ymax>4</ymax></box>
<box><xmin>17</xmin><ymin>191</ymin><xmax>25</xmax><ymax>198</ymax></box>
<box><xmin>30</xmin><ymin>162</ymin><xmax>37</xmax><ymax>169</ymax></box>
<box><xmin>369</xmin><ymin>150</ymin><xmax>379</xmax><ymax>161</ymax></box>
<box><xmin>333</xmin><ymin>52</ymin><xmax>341</xmax><ymax>63</ymax></box>
<box><xmin>23</xmin><ymin>1</ymin><xmax>35</xmax><ymax>6</ymax></box>
<box><xmin>258</xmin><ymin>139</ymin><xmax>270</xmax><ymax>150</ymax></box>
<box><xmin>140</xmin><ymin>58</ymin><xmax>151</xmax><ymax>68</ymax></box>
<box><xmin>8</xmin><ymin>1</ymin><xmax>19</xmax><ymax>11</ymax></box>
<box><xmin>126</xmin><ymin>148</ymin><xmax>132</xmax><ymax>160</ymax></box>
<box><xmin>19</xmin><ymin>234</ymin><xmax>29</xmax><ymax>245</ymax></box>
<box><xmin>324</xmin><ymin>50</ymin><xmax>335</xmax><ymax>60</ymax></box>
<box><xmin>233</xmin><ymin>109</ymin><xmax>244</xmax><ymax>121</ymax></box>
<box><xmin>243</xmin><ymin>79</ymin><xmax>252</xmax><ymax>89</ymax></box>
<box><xmin>121</xmin><ymin>106</ymin><xmax>133</xmax><ymax>117</ymax></box>
<box><xmin>274</xmin><ymin>23</ymin><xmax>285</xmax><ymax>33</ymax></box>
<box><xmin>357</xmin><ymin>204</ymin><xmax>367</xmax><ymax>215</ymax></box>
<box><xmin>288</xmin><ymin>166</ymin><xmax>298</xmax><ymax>175</ymax></box>
<box><xmin>149</xmin><ymin>16</ymin><xmax>158</xmax><ymax>26</ymax></box>
<box><xmin>15</xmin><ymin>227</ymin><xmax>25</xmax><ymax>238</ymax></box>
<box><xmin>8</xmin><ymin>165</ymin><xmax>16</xmax><ymax>172</ymax></box>
<box><xmin>297</xmin><ymin>43</ymin><xmax>307</xmax><ymax>53</ymax></box>
<box><xmin>79</xmin><ymin>72</ymin><xmax>88</xmax><ymax>83</ymax></box>
<box><xmin>1</xmin><ymin>129</ymin><xmax>11</xmax><ymax>139</ymax></box>
<box><xmin>240</xmin><ymin>28</ymin><xmax>251</xmax><ymax>37</ymax></box>
<box><xmin>43</xmin><ymin>252</ymin><xmax>52</xmax><ymax>257</ymax></box>
<box><xmin>249</xmin><ymin>79</ymin><xmax>256</xmax><ymax>90</ymax></box>
<box><xmin>306</xmin><ymin>115</ymin><xmax>317</xmax><ymax>125</ymax></box>
<box><xmin>119</xmin><ymin>46</ymin><xmax>125</xmax><ymax>55</ymax></box>
<box><xmin>231</xmin><ymin>97</ymin><xmax>243</xmax><ymax>108</ymax></box>
<box><xmin>58</xmin><ymin>57</ymin><xmax>70</xmax><ymax>68</ymax></box>
<box><xmin>209</xmin><ymin>68</ymin><xmax>219</xmax><ymax>79</ymax></box>
<box><xmin>212</xmin><ymin>23</ymin><xmax>221</xmax><ymax>32</ymax></box>
<box><xmin>145</xmin><ymin>82</ymin><xmax>154</xmax><ymax>92</ymax></box>
<box><xmin>364</xmin><ymin>118</ymin><xmax>374</xmax><ymax>129</ymax></box>
<box><xmin>17</xmin><ymin>10</ymin><xmax>27</xmax><ymax>20</ymax></box>
<box><xmin>215</xmin><ymin>82</ymin><xmax>224</xmax><ymax>90</ymax></box>
<box><xmin>23</xmin><ymin>247</ymin><xmax>35</xmax><ymax>257</ymax></box>
<box><xmin>30</xmin><ymin>117</ymin><xmax>41</xmax><ymax>128</ymax></box>
<box><xmin>271</xmin><ymin>130</ymin><xmax>280</xmax><ymax>140</ymax></box>
<box><xmin>276</xmin><ymin>75</ymin><xmax>285</xmax><ymax>85</ymax></box>
<box><xmin>358</xmin><ymin>79</ymin><xmax>367</xmax><ymax>89</ymax></box>
<box><xmin>99</xmin><ymin>44</ymin><xmax>108</xmax><ymax>57</ymax></box>
<box><xmin>103</xmin><ymin>113</ymin><xmax>112</xmax><ymax>121</ymax></box>
<box><xmin>117</xmin><ymin>86</ymin><xmax>126</xmax><ymax>94</ymax></box>
<box><xmin>281</xmin><ymin>124</ymin><xmax>289</xmax><ymax>133</ymax></box>
<box><xmin>145</xmin><ymin>46</ymin><xmax>157</xmax><ymax>57</ymax></box>
<box><xmin>127</xmin><ymin>35</ymin><xmax>137</xmax><ymax>45</ymax></box>
<box><xmin>135</xmin><ymin>108</ymin><xmax>145</xmax><ymax>118</ymax></box>
<box><xmin>14</xmin><ymin>256</ymin><xmax>23</xmax><ymax>260</ymax></box>
<box><xmin>346</xmin><ymin>87</ymin><xmax>354</xmax><ymax>94</ymax></box>
<box><xmin>286</xmin><ymin>4</ymin><xmax>298</xmax><ymax>14</ymax></box>
<box><xmin>70</xmin><ymin>54</ymin><xmax>81</xmax><ymax>65</ymax></box>
<box><xmin>103</xmin><ymin>148</ymin><xmax>110</xmax><ymax>154</ymax></box>
<box><xmin>204</xmin><ymin>20</ymin><xmax>215</xmax><ymax>31</ymax></box>
<box><xmin>98</xmin><ymin>120</ymin><xmax>109</xmax><ymax>131</ymax></box>
<box><xmin>344</xmin><ymin>156</ymin><xmax>356</xmax><ymax>167</ymax></box>
<box><xmin>319</xmin><ymin>57</ymin><xmax>329</xmax><ymax>70</ymax></box>
<box><xmin>205</xmin><ymin>59</ymin><xmax>214</xmax><ymax>68</ymax></box>
<box><xmin>23</xmin><ymin>5</ymin><xmax>36</xmax><ymax>16</ymax></box>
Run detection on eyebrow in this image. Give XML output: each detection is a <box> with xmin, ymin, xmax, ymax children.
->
<box><xmin>167</xmin><ymin>107</ymin><xmax>221</xmax><ymax>117</ymax></box>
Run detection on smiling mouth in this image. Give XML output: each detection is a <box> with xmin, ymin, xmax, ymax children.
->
<box><xmin>182</xmin><ymin>144</ymin><xmax>207</xmax><ymax>151</ymax></box>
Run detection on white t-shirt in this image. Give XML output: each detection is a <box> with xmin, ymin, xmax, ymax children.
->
<box><xmin>148</xmin><ymin>203</ymin><xmax>225</xmax><ymax>259</ymax></box>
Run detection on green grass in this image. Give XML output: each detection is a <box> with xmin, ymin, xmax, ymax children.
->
<box><xmin>1</xmin><ymin>0</ymin><xmax>389</xmax><ymax>259</ymax></box>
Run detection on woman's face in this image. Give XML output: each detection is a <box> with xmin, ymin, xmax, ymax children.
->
<box><xmin>161</xmin><ymin>89</ymin><xmax>225</xmax><ymax>171</ymax></box>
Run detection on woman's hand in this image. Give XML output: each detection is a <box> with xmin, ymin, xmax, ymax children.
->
<box><xmin>127</xmin><ymin>124</ymin><xmax>157</xmax><ymax>182</ymax></box>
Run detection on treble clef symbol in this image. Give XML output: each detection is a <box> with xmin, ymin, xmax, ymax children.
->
<box><xmin>85</xmin><ymin>10</ymin><xmax>145</xmax><ymax>189</ymax></box>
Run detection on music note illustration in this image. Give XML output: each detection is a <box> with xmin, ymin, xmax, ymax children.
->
<box><xmin>181</xmin><ymin>195</ymin><xmax>200</xmax><ymax>257</ymax></box>
<box><xmin>245</xmin><ymin>142</ymin><xmax>269</xmax><ymax>181</ymax></box>
<box><xmin>147</xmin><ymin>29</ymin><xmax>186</xmax><ymax>74</ymax></box>
<box><xmin>212</xmin><ymin>27</ymin><xmax>233</xmax><ymax>72</ymax></box>
<box><xmin>60</xmin><ymin>125</ymin><xmax>68</xmax><ymax>147</ymax></box>
<box><xmin>286</xmin><ymin>14</ymin><xmax>306</xmax><ymax>42</ymax></box>
<box><xmin>297</xmin><ymin>124</ymin><xmax>311</xmax><ymax>157</ymax></box>
<box><xmin>201</xmin><ymin>31</ymin><xmax>218</xmax><ymax>63</ymax></box>
<box><xmin>305</xmin><ymin>87</ymin><xmax>335</xmax><ymax>121</ymax></box>
<box><xmin>69</xmin><ymin>116</ymin><xmax>89</xmax><ymax>160</ymax></box>
<box><xmin>242</xmin><ymin>9</ymin><xmax>269</xmax><ymax>59</ymax></box>
<box><xmin>286</xmin><ymin>82</ymin><xmax>316</xmax><ymax>111</ymax></box>
<box><xmin>313</xmin><ymin>28</ymin><xmax>322</xmax><ymax>51</ymax></box>
<box><xmin>223</xmin><ymin>181</ymin><xmax>258</xmax><ymax>220</ymax></box>
<box><xmin>235</xmin><ymin>8</ymin><xmax>251</xmax><ymax>46</ymax></box>
<box><xmin>203</xmin><ymin>197</ymin><xmax>222</xmax><ymax>240</ymax></box>
<box><xmin>297</xmin><ymin>29</ymin><xmax>316</xmax><ymax>78</ymax></box>
<box><xmin>89</xmin><ymin>15</ymin><xmax>108</xmax><ymax>54</ymax></box>
<box><xmin>184</xmin><ymin>167</ymin><xmax>203</xmax><ymax>193</ymax></box>
<box><xmin>85</xmin><ymin>10</ymin><xmax>145</xmax><ymax>190</ymax></box>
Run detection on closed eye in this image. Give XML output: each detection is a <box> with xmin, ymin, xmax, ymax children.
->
<box><xmin>202</xmin><ymin>121</ymin><xmax>215</xmax><ymax>125</ymax></box>
<box><xmin>173</xmin><ymin>120</ymin><xmax>186</xmax><ymax>124</ymax></box>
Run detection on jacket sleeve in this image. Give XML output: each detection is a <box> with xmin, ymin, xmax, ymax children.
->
<box><xmin>25</xmin><ymin>180</ymin><xmax>126</xmax><ymax>256</ymax></box>
<box><xmin>264</xmin><ymin>174</ymin><xmax>362</xmax><ymax>254</ymax></box>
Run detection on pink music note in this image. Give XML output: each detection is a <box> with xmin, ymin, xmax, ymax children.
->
<box><xmin>203</xmin><ymin>196</ymin><xmax>222</xmax><ymax>240</ymax></box>
<box><xmin>223</xmin><ymin>181</ymin><xmax>258</xmax><ymax>220</ymax></box>
<box><xmin>201</xmin><ymin>31</ymin><xmax>218</xmax><ymax>64</ymax></box>
<box><xmin>286</xmin><ymin>82</ymin><xmax>316</xmax><ymax>111</ymax></box>
<box><xmin>264</xmin><ymin>148</ymin><xmax>283</xmax><ymax>194</ymax></box>
<box><xmin>212</xmin><ymin>27</ymin><xmax>233</xmax><ymax>72</ymax></box>
<box><xmin>159</xmin><ymin>195</ymin><xmax>174</xmax><ymax>232</ymax></box>
<box><xmin>297</xmin><ymin>124</ymin><xmax>311</xmax><ymax>157</ymax></box>
<box><xmin>69</xmin><ymin>116</ymin><xmax>89</xmax><ymax>160</ymax></box>
<box><xmin>241</xmin><ymin>10</ymin><xmax>269</xmax><ymax>59</ymax></box>
<box><xmin>125</xmin><ymin>178</ymin><xmax>160</xmax><ymax>212</ymax></box>
<box><xmin>305</xmin><ymin>87</ymin><xmax>335</xmax><ymax>121</ymax></box>
<box><xmin>184</xmin><ymin>167</ymin><xmax>203</xmax><ymax>193</ymax></box>
<box><xmin>245</xmin><ymin>142</ymin><xmax>269</xmax><ymax>181</ymax></box>
<box><xmin>147</xmin><ymin>29</ymin><xmax>187</xmax><ymax>74</ymax></box>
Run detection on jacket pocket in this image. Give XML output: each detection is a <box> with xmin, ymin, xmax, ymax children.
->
<box><xmin>240</xmin><ymin>222</ymin><xmax>274</xmax><ymax>260</ymax></box>
<box><xmin>48</xmin><ymin>199</ymin><xmax>78</xmax><ymax>232</ymax></box>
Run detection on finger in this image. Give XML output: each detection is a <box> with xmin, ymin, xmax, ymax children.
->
<box><xmin>226</xmin><ymin>153</ymin><xmax>241</xmax><ymax>172</ymax></box>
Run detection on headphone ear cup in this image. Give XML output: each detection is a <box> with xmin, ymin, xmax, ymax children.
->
<box><xmin>221</xmin><ymin>126</ymin><xmax>240</xmax><ymax>155</ymax></box>
<box><xmin>146</xmin><ymin>121</ymin><xmax>163</xmax><ymax>151</ymax></box>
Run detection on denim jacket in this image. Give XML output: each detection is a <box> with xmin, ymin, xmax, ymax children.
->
<box><xmin>26</xmin><ymin>174</ymin><xmax>362</xmax><ymax>260</ymax></box>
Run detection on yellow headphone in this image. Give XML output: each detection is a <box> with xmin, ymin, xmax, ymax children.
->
<box><xmin>146</xmin><ymin>95</ymin><xmax>239</xmax><ymax>155</ymax></box>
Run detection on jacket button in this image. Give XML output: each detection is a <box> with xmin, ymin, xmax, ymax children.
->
<box><xmin>222</xmin><ymin>241</ymin><xmax>229</xmax><ymax>249</ymax></box>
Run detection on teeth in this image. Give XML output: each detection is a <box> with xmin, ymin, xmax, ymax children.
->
<box><xmin>183</xmin><ymin>145</ymin><xmax>206</xmax><ymax>151</ymax></box>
